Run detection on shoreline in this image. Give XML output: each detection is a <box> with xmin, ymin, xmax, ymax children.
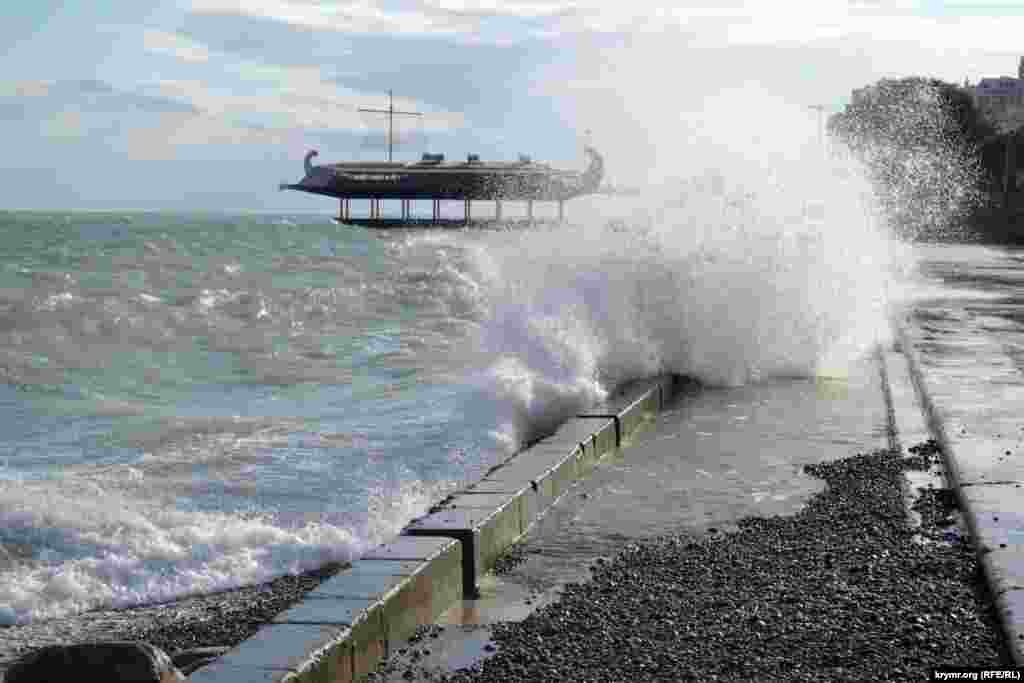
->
<box><xmin>388</xmin><ymin>445</ymin><xmax>1005</xmax><ymax>682</ymax></box>
<box><xmin>0</xmin><ymin>562</ymin><xmax>346</xmax><ymax>675</ymax></box>
<box><xmin>2</xmin><ymin>378</ymin><xmax>672</xmax><ymax>680</ymax></box>
<box><xmin>4</xmin><ymin>352</ymin><xmax>1011</xmax><ymax>680</ymax></box>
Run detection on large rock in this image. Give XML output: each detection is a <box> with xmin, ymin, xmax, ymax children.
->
<box><xmin>170</xmin><ymin>646</ymin><xmax>231</xmax><ymax>675</ymax></box>
<box><xmin>5</xmin><ymin>642</ymin><xmax>185</xmax><ymax>683</ymax></box>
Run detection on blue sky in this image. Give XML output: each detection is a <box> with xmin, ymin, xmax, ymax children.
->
<box><xmin>1</xmin><ymin>1</ymin><xmax>1021</xmax><ymax>210</ymax></box>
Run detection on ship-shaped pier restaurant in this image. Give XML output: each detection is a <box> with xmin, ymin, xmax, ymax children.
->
<box><xmin>280</xmin><ymin>146</ymin><xmax>604</xmax><ymax>226</ymax></box>
<box><xmin>278</xmin><ymin>93</ymin><xmax>603</xmax><ymax>225</ymax></box>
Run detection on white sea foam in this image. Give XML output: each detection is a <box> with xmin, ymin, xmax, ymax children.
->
<box><xmin>0</xmin><ymin>464</ymin><xmax>446</xmax><ymax>624</ymax></box>
<box><xmin>433</xmin><ymin>83</ymin><xmax>913</xmax><ymax>450</ymax></box>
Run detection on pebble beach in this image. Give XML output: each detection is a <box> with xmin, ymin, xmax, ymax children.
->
<box><xmin>377</xmin><ymin>444</ymin><xmax>1005</xmax><ymax>682</ymax></box>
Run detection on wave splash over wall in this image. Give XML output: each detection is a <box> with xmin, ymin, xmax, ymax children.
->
<box><xmin>448</xmin><ymin>82</ymin><xmax>911</xmax><ymax>450</ymax></box>
<box><xmin>0</xmin><ymin>42</ymin><xmax>919</xmax><ymax>626</ymax></box>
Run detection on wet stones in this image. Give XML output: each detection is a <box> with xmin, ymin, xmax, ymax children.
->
<box><xmin>6</xmin><ymin>641</ymin><xmax>185</xmax><ymax>683</ymax></box>
<box><xmin>442</xmin><ymin>448</ymin><xmax>1004</xmax><ymax>683</ymax></box>
<box><xmin>168</xmin><ymin>646</ymin><xmax>231</xmax><ymax>676</ymax></box>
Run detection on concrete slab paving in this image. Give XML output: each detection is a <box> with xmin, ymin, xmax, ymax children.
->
<box><xmin>191</xmin><ymin>537</ymin><xmax>463</xmax><ymax>682</ymax></box>
<box><xmin>272</xmin><ymin>597</ymin><xmax>377</xmax><ymax>626</ymax></box>
<box><xmin>367</xmin><ymin>354</ymin><xmax>893</xmax><ymax>681</ymax></box>
<box><xmin>361</xmin><ymin>537</ymin><xmax>458</xmax><ymax>562</ymax></box>
<box><xmin>186</xmin><ymin>661</ymin><xmax>293</xmax><ymax>683</ymax></box>
<box><xmin>995</xmin><ymin>590</ymin><xmax>1024</xmax><ymax>662</ymax></box>
<box><xmin>547</xmin><ymin>417</ymin><xmax>618</xmax><ymax>456</ymax></box>
<box><xmin>188</xmin><ymin>622</ymin><xmax>351</xmax><ymax>683</ymax></box>
<box><xmin>894</xmin><ymin>321</ymin><xmax>1024</xmax><ymax>664</ymax></box>
<box><xmin>404</xmin><ymin>502</ymin><xmax>522</xmax><ymax>599</ymax></box>
<box><xmin>883</xmin><ymin>350</ymin><xmax>931</xmax><ymax>452</ymax></box>
<box><xmin>309</xmin><ymin>564</ymin><xmax>418</xmax><ymax>600</ymax></box>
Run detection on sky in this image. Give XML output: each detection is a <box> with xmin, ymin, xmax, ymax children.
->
<box><xmin>0</xmin><ymin>1</ymin><xmax>1022</xmax><ymax>210</ymax></box>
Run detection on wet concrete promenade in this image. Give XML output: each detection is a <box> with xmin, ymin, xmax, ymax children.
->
<box><xmin>368</xmin><ymin>350</ymin><xmax>921</xmax><ymax>681</ymax></box>
<box><xmin>896</xmin><ymin>245</ymin><xmax>1024</xmax><ymax>665</ymax></box>
<box><xmin>369</xmin><ymin>244</ymin><xmax>1024</xmax><ymax>680</ymax></box>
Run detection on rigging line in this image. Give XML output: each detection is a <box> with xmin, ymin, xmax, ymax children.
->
<box><xmin>357</xmin><ymin>90</ymin><xmax>423</xmax><ymax>162</ymax></box>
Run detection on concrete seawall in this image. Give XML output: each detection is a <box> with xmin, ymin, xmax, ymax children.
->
<box><xmin>187</xmin><ymin>324</ymin><xmax>1022</xmax><ymax>681</ymax></box>
<box><xmin>188</xmin><ymin>376</ymin><xmax>678</xmax><ymax>682</ymax></box>
<box><xmin>891</xmin><ymin>319</ymin><xmax>1024</xmax><ymax>664</ymax></box>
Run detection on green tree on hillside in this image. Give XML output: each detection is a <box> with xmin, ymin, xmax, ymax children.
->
<box><xmin>829</xmin><ymin>77</ymin><xmax>993</xmax><ymax>239</ymax></box>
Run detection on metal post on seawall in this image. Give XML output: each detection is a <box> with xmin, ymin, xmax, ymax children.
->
<box><xmin>558</xmin><ymin>200</ymin><xmax>564</xmax><ymax>222</ymax></box>
<box><xmin>496</xmin><ymin>199</ymin><xmax>502</xmax><ymax>222</ymax></box>
<box><xmin>527</xmin><ymin>199</ymin><xmax>534</xmax><ymax>223</ymax></box>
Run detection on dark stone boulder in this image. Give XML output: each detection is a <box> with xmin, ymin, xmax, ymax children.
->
<box><xmin>170</xmin><ymin>645</ymin><xmax>231</xmax><ymax>675</ymax></box>
<box><xmin>5</xmin><ymin>641</ymin><xmax>185</xmax><ymax>683</ymax></box>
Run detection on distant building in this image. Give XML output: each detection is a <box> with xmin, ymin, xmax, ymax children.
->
<box><xmin>850</xmin><ymin>86</ymin><xmax>869</xmax><ymax>106</ymax></box>
<box><xmin>970</xmin><ymin>57</ymin><xmax>1024</xmax><ymax>132</ymax></box>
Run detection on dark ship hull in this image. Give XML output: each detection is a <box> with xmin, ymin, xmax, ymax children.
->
<box><xmin>280</xmin><ymin>147</ymin><xmax>604</xmax><ymax>202</ymax></box>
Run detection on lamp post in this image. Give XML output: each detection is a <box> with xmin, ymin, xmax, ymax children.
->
<box><xmin>808</xmin><ymin>104</ymin><xmax>828</xmax><ymax>158</ymax></box>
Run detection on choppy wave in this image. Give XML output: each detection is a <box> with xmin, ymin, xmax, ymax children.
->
<box><xmin>0</xmin><ymin>463</ymin><xmax>448</xmax><ymax>624</ymax></box>
<box><xmin>0</xmin><ymin>91</ymin><xmax>915</xmax><ymax>623</ymax></box>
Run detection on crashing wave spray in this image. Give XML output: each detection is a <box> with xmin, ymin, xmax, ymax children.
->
<box><xmin>440</xmin><ymin>51</ymin><xmax>914</xmax><ymax>450</ymax></box>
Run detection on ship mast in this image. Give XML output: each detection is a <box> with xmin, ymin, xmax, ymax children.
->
<box><xmin>358</xmin><ymin>90</ymin><xmax>423</xmax><ymax>162</ymax></box>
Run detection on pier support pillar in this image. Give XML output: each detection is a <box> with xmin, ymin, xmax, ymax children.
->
<box><xmin>465</xmin><ymin>199</ymin><xmax>471</xmax><ymax>224</ymax></box>
<box><xmin>432</xmin><ymin>199</ymin><xmax>440</xmax><ymax>223</ymax></box>
<box><xmin>527</xmin><ymin>200</ymin><xmax>534</xmax><ymax>222</ymax></box>
<box><xmin>496</xmin><ymin>199</ymin><xmax>502</xmax><ymax>222</ymax></box>
<box><xmin>558</xmin><ymin>200</ymin><xmax>564</xmax><ymax>222</ymax></box>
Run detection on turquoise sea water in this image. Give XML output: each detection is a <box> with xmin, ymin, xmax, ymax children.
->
<box><xmin>0</xmin><ymin>210</ymin><xmax>511</xmax><ymax>623</ymax></box>
<box><xmin>0</xmin><ymin>172</ymin><xmax>902</xmax><ymax>624</ymax></box>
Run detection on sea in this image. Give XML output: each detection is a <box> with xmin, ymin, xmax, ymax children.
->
<box><xmin>1</xmin><ymin>127</ymin><xmax>997</xmax><ymax>628</ymax></box>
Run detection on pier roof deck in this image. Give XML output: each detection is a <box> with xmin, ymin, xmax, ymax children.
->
<box><xmin>280</xmin><ymin>147</ymin><xmax>604</xmax><ymax>203</ymax></box>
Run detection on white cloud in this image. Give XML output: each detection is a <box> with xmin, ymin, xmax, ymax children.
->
<box><xmin>129</xmin><ymin>25</ymin><xmax>464</xmax><ymax>137</ymax></box>
<box><xmin>40</xmin><ymin>110</ymin><xmax>85</xmax><ymax>140</ymax></box>
<box><xmin>143</xmin><ymin>29</ymin><xmax>213</xmax><ymax>64</ymax></box>
<box><xmin>147</xmin><ymin>66</ymin><xmax>464</xmax><ymax>134</ymax></box>
<box><xmin>187</xmin><ymin>0</ymin><xmax>1024</xmax><ymax>52</ymax></box>
<box><xmin>190</xmin><ymin>0</ymin><xmax>478</xmax><ymax>38</ymax></box>
<box><xmin>423</xmin><ymin>0</ymin><xmax>580</xmax><ymax>18</ymax></box>
<box><xmin>152</xmin><ymin>76</ymin><xmax>362</xmax><ymax>130</ymax></box>
<box><xmin>118</xmin><ymin>112</ymin><xmax>295</xmax><ymax>160</ymax></box>
<box><xmin>1</xmin><ymin>81</ymin><xmax>52</xmax><ymax>98</ymax></box>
